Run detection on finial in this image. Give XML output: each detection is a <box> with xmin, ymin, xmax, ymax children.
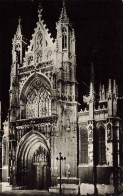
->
<box><xmin>18</xmin><ymin>16</ymin><xmax>21</xmax><ymax>26</ymax></box>
<box><xmin>63</xmin><ymin>0</ymin><xmax>66</xmax><ymax>8</ymax></box>
<box><xmin>38</xmin><ymin>2</ymin><xmax>43</xmax><ymax>21</ymax></box>
<box><xmin>90</xmin><ymin>62</ymin><xmax>95</xmax><ymax>84</ymax></box>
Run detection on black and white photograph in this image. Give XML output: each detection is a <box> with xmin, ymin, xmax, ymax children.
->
<box><xmin>0</xmin><ymin>0</ymin><xmax>123</xmax><ymax>195</ymax></box>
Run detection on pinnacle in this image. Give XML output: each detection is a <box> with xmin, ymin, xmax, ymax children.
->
<box><xmin>17</xmin><ymin>16</ymin><xmax>21</xmax><ymax>34</ymax></box>
<box><xmin>89</xmin><ymin>82</ymin><xmax>94</xmax><ymax>98</ymax></box>
<box><xmin>15</xmin><ymin>16</ymin><xmax>22</xmax><ymax>39</ymax></box>
<box><xmin>59</xmin><ymin>0</ymin><xmax>69</xmax><ymax>23</ymax></box>
<box><xmin>38</xmin><ymin>2</ymin><xmax>43</xmax><ymax>21</ymax></box>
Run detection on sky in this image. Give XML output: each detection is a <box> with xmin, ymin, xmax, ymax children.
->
<box><xmin>0</xmin><ymin>0</ymin><xmax>123</xmax><ymax>122</ymax></box>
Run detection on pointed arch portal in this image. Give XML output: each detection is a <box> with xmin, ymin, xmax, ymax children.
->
<box><xmin>16</xmin><ymin>130</ymin><xmax>50</xmax><ymax>189</ymax></box>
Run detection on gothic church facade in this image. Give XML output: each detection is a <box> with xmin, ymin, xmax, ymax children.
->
<box><xmin>9</xmin><ymin>1</ymin><xmax>78</xmax><ymax>191</ymax></box>
<box><xmin>2</xmin><ymin>1</ymin><xmax>123</xmax><ymax>195</ymax></box>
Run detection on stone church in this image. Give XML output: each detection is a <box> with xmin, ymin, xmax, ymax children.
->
<box><xmin>1</xmin><ymin>1</ymin><xmax>123</xmax><ymax>195</ymax></box>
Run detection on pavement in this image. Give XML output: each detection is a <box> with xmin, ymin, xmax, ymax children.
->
<box><xmin>0</xmin><ymin>190</ymin><xmax>123</xmax><ymax>196</ymax></box>
<box><xmin>0</xmin><ymin>190</ymin><xmax>53</xmax><ymax>196</ymax></box>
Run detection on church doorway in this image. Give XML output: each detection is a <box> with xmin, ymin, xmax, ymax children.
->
<box><xmin>32</xmin><ymin>164</ymin><xmax>50</xmax><ymax>189</ymax></box>
<box><xmin>16</xmin><ymin>130</ymin><xmax>50</xmax><ymax>190</ymax></box>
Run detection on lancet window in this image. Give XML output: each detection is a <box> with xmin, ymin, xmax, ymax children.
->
<box><xmin>97</xmin><ymin>125</ymin><xmax>106</xmax><ymax>165</ymax></box>
<box><xmin>62</xmin><ymin>27</ymin><xmax>67</xmax><ymax>49</ymax></box>
<box><xmin>79</xmin><ymin>127</ymin><xmax>88</xmax><ymax>164</ymax></box>
<box><xmin>26</xmin><ymin>80</ymin><xmax>51</xmax><ymax>118</ymax></box>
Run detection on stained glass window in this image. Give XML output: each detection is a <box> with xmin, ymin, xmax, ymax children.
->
<box><xmin>26</xmin><ymin>80</ymin><xmax>51</xmax><ymax>118</ymax></box>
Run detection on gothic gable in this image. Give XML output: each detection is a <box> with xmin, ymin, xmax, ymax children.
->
<box><xmin>25</xmin><ymin>14</ymin><xmax>55</xmax><ymax>67</ymax></box>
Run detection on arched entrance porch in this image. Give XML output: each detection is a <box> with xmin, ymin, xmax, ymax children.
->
<box><xmin>16</xmin><ymin>130</ymin><xmax>50</xmax><ymax>190</ymax></box>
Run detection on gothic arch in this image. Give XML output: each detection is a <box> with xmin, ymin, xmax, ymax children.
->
<box><xmin>16</xmin><ymin>130</ymin><xmax>50</xmax><ymax>161</ymax></box>
<box><xmin>96</xmin><ymin>122</ymin><xmax>106</xmax><ymax>130</ymax></box>
<box><xmin>16</xmin><ymin>130</ymin><xmax>50</xmax><ymax>188</ymax></box>
<box><xmin>20</xmin><ymin>72</ymin><xmax>53</xmax><ymax>101</ymax></box>
<box><xmin>20</xmin><ymin>72</ymin><xmax>53</xmax><ymax>119</ymax></box>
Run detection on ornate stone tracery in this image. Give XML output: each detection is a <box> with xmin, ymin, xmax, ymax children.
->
<box><xmin>26</xmin><ymin>82</ymin><xmax>51</xmax><ymax>118</ymax></box>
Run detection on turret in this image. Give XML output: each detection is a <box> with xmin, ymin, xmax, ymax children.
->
<box><xmin>10</xmin><ymin>18</ymin><xmax>26</xmax><ymax>89</ymax></box>
<box><xmin>56</xmin><ymin>0</ymin><xmax>76</xmax><ymax>60</ymax></box>
<box><xmin>12</xmin><ymin>17</ymin><xmax>23</xmax><ymax>66</ymax></box>
<box><xmin>55</xmin><ymin>0</ymin><xmax>77</xmax><ymax>103</ymax></box>
<box><xmin>10</xmin><ymin>17</ymin><xmax>26</xmax><ymax>120</ymax></box>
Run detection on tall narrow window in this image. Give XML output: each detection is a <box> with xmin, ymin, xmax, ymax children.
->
<box><xmin>79</xmin><ymin>127</ymin><xmax>88</xmax><ymax>164</ymax></box>
<box><xmin>62</xmin><ymin>27</ymin><xmax>67</xmax><ymax>49</ymax></box>
<box><xmin>97</xmin><ymin>125</ymin><xmax>106</xmax><ymax>164</ymax></box>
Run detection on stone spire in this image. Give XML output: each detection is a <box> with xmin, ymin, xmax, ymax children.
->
<box><xmin>15</xmin><ymin>17</ymin><xmax>22</xmax><ymax>40</ymax></box>
<box><xmin>89</xmin><ymin>62</ymin><xmax>95</xmax><ymax>100</ymax></box>
<box><xmin>59</xmin><ymin>0</ymin><xmax>69</xmax><ymax>23</ymax></box>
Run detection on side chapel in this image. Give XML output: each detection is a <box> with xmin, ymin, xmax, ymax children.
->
<box><xmin>1</xmin><ymin>1</ymin><xmax>123</xmax><ymax>195</ymax></box>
